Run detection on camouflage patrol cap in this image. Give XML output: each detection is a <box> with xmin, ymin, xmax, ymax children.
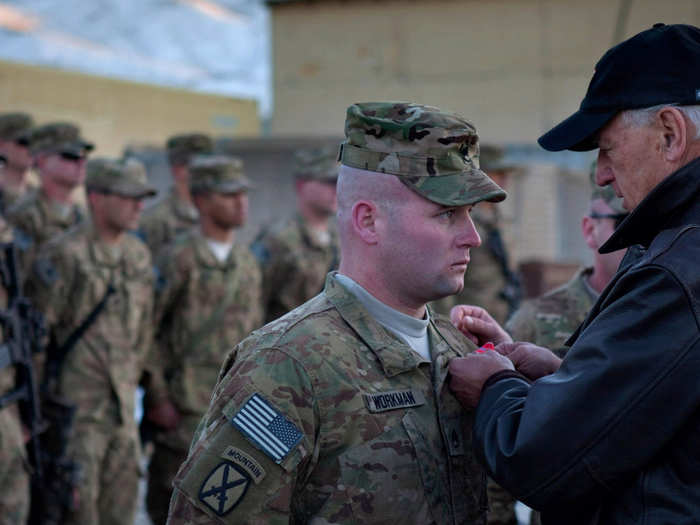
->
<box><xmin>339</xmin><ymin>102</ymin><xmax>506</xmax><ymax>206</ymax></box>
<box><xmin>293</xmin><ymin>146</ymin><xmax>339</xmax><ymax>181</ymax></box>
<box><xmin>0</xmin><ymin>112</ymin><xmax>34</xmax><ymax>143</ymax></box>
<box><xmin>479</xmin><ymin>144</ymin><xmax>518</xmax><ymax>173</ymax></box>
<box><xmin>589</xmin><ymin>161</ymin><xmax>626</xmax><ymax>214</ymax></box>
<box><xmin>86</xmin><ymin>157</ymin><xmax>157</xmax><ymax>198</ymax></box>
<box><xmin>166</xmin><ymin>133</ymin><xmax>214</xmax><ymax>165</ymax></box>
<box><xmin>30</xmin><ymin>122</ymin><xmax>94</xmax><ymax>156</ymax></box>
<box><xmin>189</xmin><ymin>154</ymin><xmax>251</xmax><ymax>195</ymax></box>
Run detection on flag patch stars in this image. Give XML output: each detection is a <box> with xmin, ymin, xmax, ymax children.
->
<box><xmin>231</xmin><ymin>393</ymin><xmax>304</xmax><ymax>464</ymax></box>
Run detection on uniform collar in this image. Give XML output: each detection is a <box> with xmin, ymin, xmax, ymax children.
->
<box><xmin>297</xmin><ymin>214</ymin><xmax>337</xmax><ymax>250</ymax></box>
<box><xmin>324</xmin><ymin>272</ymin><xmax>429</xmax><ymax>377</ymax></box>
<box><xmin>38</xmin><ymin>189</ymin><xmax>82</xmax><ymax>228</ymax></box>
<box><xmin>87</xmin><ymin>224</ymin><xmax>124</xmax><ymax>268</ymax></box>
<box><xmin>193</xmin><ymin>231</ymin><xmax>238</xmax><ymax>269</ymax></box>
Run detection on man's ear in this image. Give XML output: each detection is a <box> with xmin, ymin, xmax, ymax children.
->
<box><xmin>657</xmin><ymin>107</ymin><xmax>688</xmax><ymax>162</ymax></box>
<box><xmin>581</xmin><ymin>215</ymin><xmax>597</xmax><ymax>250</ymax></box>
<box><xmin>352</xmin><ymin>200</ymin><xmax>379</xmax><ymax>244</ymax></box>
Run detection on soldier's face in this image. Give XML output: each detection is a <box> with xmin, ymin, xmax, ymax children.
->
<box><xmin>378</xmin><ymin>186</ymin><xmax>481</xmax><ymax>306</ymax></box>
<box><xmin>103</xmin><ymin>194</ymin><xmax>145</xmax><ymax>231</ymax></box>
<box><xmin>298</xmin><ymin>179</ymin><xmax>337</xmax><ymax>216</ymax></box>
<box><xmin>207</xmin><ymin>191</ymin><xmax>249</xmax><ymax>229</ymax></box>
<box><xmin>0</xmin><ymin>139</ymin><xmax>32</xmax><ymax>171</ymax></box>
<box><xmin>39</xmin><ymin>152</ymin><xmax>87</xmax><ymax>188</ymax></box>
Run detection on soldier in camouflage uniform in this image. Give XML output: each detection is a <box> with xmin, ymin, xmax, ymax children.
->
<box><xmin>166</xmin><ymin>102</ymin><xmax>507</xmax><ymax>524</ymax></box>
<box><xmin>145</xmin><ymin>155</ymin><xmax>263</xmax><ymax>524</ymax></box>
<box><xmin>251</xmin><ymin>146</ymin><xmax>339</xmax><ymax>323</ymax></box>
<box><xmin>0</xmin><ymin>154</ymin><xmax>30</xmax><ymax>524</ymax></box>
<box><xmin>431</xmin><ymin>144</ymin><xmax>519</xmax><ymax>326</ymax></box>
<box><xmin>6</xmin><ymin>122</ymin><xmax>93</xmax><ymax>270</ymax></box>
<box><xmin>0</xmin><ymin>112</ymin><xmax>36</xmax><ymax>214</ymax></box>
<box><xmin>26</xmin><ymin>157</ymin><xmax>157</xmax><ymax>525</ymax></box>
<box><xmin>139</xmin><ymin>133</ymin><xmax>213</xmax><ymax>257</ymax></box>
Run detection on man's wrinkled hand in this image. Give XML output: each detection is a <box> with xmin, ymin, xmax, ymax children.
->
<box><xmin>496</xmin><ymin>342</ymin><xmax>562</xmax><ymax>380</ymax></box>
<box><xmin>449</xmin><ymin>350</ymin><xmax>515</xmax><ymax>408</ymax></box>
<box><xmin>450</xmin><ymin>304</ymin><xmax>513</xmax><ymax>346</ymax></box>
<box><xmin>147</xmin><ymin>399</ymin><xmax>181</xmax><ymax>430</ymax></box>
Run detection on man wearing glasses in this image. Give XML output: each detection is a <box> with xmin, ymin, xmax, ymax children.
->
<box><xmin>0</xmin><ymin>112</ymin><xmax>36</xmax><ymax>214</ymax></box>
<box><xmin>506</xmin><ymin>164</ymin><xmax>628</xmax><ymax>356</ymax></box>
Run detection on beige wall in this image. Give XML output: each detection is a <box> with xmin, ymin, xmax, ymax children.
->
<box><xmin>269</xmin><ymin>0</ymin><xmax>699</xmax><ymax>142</ymax></box>
<box><xmin>0</xmin><ymin>59</ymin><xmax>260</xmax><ymax>156</ymax></box>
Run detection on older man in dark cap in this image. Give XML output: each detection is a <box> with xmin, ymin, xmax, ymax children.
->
<box><xmin>166</xmin><ymin>101</ymin><xmax>505</xmax><ymax>524</ymax></box>
<box><xmin>449</xmin><ymin>23</ymin><xmax>700</xmax><ymax>525</ymax></box>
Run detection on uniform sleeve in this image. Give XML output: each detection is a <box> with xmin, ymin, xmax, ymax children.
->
<box><xmin>167</xmin><ymin>345</ymin><xmax>317</xmax><ymax>525</ymax></box>
<box><xmin>504</xmin><ymin>301</ymin><xmax>537</xmax><ymax>343</ymax></box>
<box><xmin>474</xmin><ymin>266</ymin><xmax>700</xmax><ymax>512</ymax></box>
<box><xmin>25</xmin><ymin>243</ymin><xmax>75</xmax><ymax>330</ymax></box>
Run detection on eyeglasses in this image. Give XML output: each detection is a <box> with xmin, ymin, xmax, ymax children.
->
<box><xmin>590</xmin><ymin>212</ymin><xmax>628</xmax><ymax>229</ymax></box>
<box><xmin>59</xmin><ymin>151</ymin><xmax>85</xmax><ymax>162</ymax></box>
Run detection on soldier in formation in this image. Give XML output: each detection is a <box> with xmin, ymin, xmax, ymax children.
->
<box><xmin>144</xmin><ymin>154</ymin><xmax>263</xmax><ymax>524</ymax></box>
<box><xmin>251</xmin><ymin>146</ymin><xmax>339</xmax><ymax>323</ymax></box>
<box><xmin>166</xmin><ymin>101</ymin><xmax>506</xmax><ymax>524</ymax></box>
<box><xmin>27</xmin><ymin>157</ymin><xmax>156</xmax><ymax>525</ymax></box>
<box><xmin>138</xmin><ymin>133</ymin><xmax>213</xmax><ymax>258</ymax></box>
<box><xmin>0</xmin><ymin>112</ymin><xmax>36</xmax><ymax>214</ymax></box>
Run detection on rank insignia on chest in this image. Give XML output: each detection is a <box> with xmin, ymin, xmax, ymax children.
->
<box><xmin>199</xmin><ymin>462</ymin><xmax>250</xmax><ymax>516</ymax></box>
<box><xmin>231</xmin><ymin>393</ymin><xmax>303</xmax><ymax>464</ymax></box>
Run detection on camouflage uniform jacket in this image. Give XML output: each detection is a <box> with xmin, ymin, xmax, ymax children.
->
<box><xmin>149</xmin><ymin>231</ymin><xmax>264</xmax><ymax>451</ymax></box>
<box><xmin>139</xmin><ymin>190</ymin><xmax>199</xmax><ymax>258</ymax></box>
<box><xmin>505</xmin><ymin>267</ymin><xmax>596</xmax><ymax>357</ymax></box>
<box><xmin>168</xmin><ymin>273</ymin><xmax>487</xmax><ymax>525</ymax></box>
<box><xmin>5</xmin><ymin>189</ymin><xmax>83</xmax><ymax>270</ymax></box>
<box><xmin>251</xmin><ymin>214</ymin><xmax>339</xmax><ymax>323</ymax></box>
<box><xmin>27</xmin><ymin>225</ymin><xmax>154</xmax><ymax>429</ymax></box>
<box><xmin>431</xmin><ymin>213</ymin><xmax>512</xmax><ymax>325</ymax></box>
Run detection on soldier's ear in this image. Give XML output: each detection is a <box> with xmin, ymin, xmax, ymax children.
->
<box><xmin>352</xmin><ymin>200</ymin><xmax>379</xmax><ymax>245</ymax></box>
<box><xmin>581</xmin><ymin>216</ymin><xmax>597</xmax><ymax>250</ymax></box>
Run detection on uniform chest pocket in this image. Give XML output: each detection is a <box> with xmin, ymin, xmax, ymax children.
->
<box><xmin>333</xmin><ymin>412</ymin><xmax>436</xmax><ymax>524</ymax></box>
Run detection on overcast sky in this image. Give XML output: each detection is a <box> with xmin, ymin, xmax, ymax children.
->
<box><xmin>0</xmin><ymin>0</ymin><xmax>271</xmax><ymax>116</ymax></box>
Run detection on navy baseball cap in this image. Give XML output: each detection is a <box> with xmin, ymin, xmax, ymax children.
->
<box><xmin>539</xmin><ymin>23</ymin><xmax>700</xmax><ymax>152</ymax></box>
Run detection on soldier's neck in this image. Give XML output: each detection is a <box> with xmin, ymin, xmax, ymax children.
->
<box><xmin>200</xmin><ymin>220</ymin><xmax>235</xmax><ymax>243</ymax></box>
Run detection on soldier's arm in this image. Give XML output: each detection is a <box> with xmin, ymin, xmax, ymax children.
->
<box><xmin>167</xmin><ymin>345</ymin><xmax>317</xmax><ymax>524</ymax></box>
<box><xmin>25</xmin><ymin>242</ymin><xmax>75</xmax><ymax>328</ymax></box>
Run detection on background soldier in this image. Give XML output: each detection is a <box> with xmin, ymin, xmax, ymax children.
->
<box><xmin>251</xmin><ymin>146</ymin><xmax>339</xmax><ymax>323</ymax></box>
<box><xmin>0</xmin><ymin>112</ymin><xmax>35</xmax><ymax>214</ymax></box>
<box><xmin>6</xmin><ymin>122</ymin><xmax>92</xmax><ymax>267</ymax></box>
<box><xmin>138</xmin><ymin>132</ymin><xmax>213</xmax><ymax>257</ymax></box>
<box><xmin>507</xmin><ymin>164</ymin><xmax>628</xmax><ymax>354</ymax></box>
<box><xmin>431</xmin><ymin>144</ymin><xmax>520</xmax><ymax>325</ymax></box>
<box><xmin>167</xmin><ymin>102</ymin><xmax>505</xmax><ymax>524</ymax></box>
<box><xmin>27</xmin><ymin>157</ymin><xmax>156</xmax><ymax>525</ymax></box>
<box><xmin>0</xmin><ymin>153</ymin><xmax>30</xmax><ymax>524</ymax></box>
<box><xmin>144</xmin><ymin>155</ymin><xmax>263</xmax><ymax>525</ymax></box>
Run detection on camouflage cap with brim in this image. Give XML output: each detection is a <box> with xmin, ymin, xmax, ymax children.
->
<box><xmin>479</xmin><ymin>144</ymin><xmax>519</xmax><ymax>174</ymax></box>
<box><xmin>339</xmin><ymin>102</ymin><xmax>506</xmax><ymax>206</ymax></box>
<box><xmin>167</xmin><ymin>133</ymin><xmax>214</xmax><ymax>165</ymax></box>
<box><xmin>0</xmin><ymin>112</ymin><xmax>34</xmax><ymax>142</ymax></box>
<box><xmin>293</xmin><ymin>146</ymin><xmax>339</xmax><ymax>181</ymax></box>
<box><xmin>86</xmin><ymin>157</ymin><xmax>157</xmax><ymax>198</ymax></box>
<box><xmin>30</xmin><ymin>122</ymin><xmax>94</xmax><ymax>156</ymax></box>
<box><xmin>189</xmin><ymin>154</ymin><xmax>251</xmax><ymax>194</ymax></box>
<box><xmin>589</xmin><ymin>160</ymin><xmax>626</xmax><ymax>214</ymax></box>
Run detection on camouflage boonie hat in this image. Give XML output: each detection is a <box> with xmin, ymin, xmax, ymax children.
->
<box><xmin>166</xmin><ymin>133</ymin><xmax>214</xmax><ymax>165</ymax></box>
<box><xmin>189</xmin><ymin>154</ymin><xmax>251</xmax><ymax>194</ymax></box>
<box><xmin>589</xmin><ymin>160</ymin><xmax>626</xmax><ymax>214</ymax></box>
<box><xmin>0</xmin><ymin>112</ymin><xmax>34</xmax><ymax>143</ymax></box>
<box><xmin>339</xmin><ymin>102</ymin><xmax>506</xmax><ymax>206</ymax></box>
<box><xmin>293</xmin><ymin>146</ymin><xmax>339</xmax><ymax>182</ymax></box>
<box><xmin>86</xmin><ymin>157</ymin><xmax>156</xmax><ymax>198</ymax></box>
<box><xmin>30</xmin><ymin>122</ymin><xmax>94</xmax><ymax>156</ymax></box>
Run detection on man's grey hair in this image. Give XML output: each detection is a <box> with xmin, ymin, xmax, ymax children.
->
<box><xmin>621</xmin><ymin>104</ymin><xmax>700</xmax><ymax>139</ymax></box>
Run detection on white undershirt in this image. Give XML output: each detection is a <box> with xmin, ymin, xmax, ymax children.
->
<box><xmin>206</xmin><ymin>239</ymin><xmax>233</xmax><ymax>262</ymax></box>
<box><xmin>335</xmin><ymin>273</ymin><xmax>431</xmax><ymax>361</ymax></box>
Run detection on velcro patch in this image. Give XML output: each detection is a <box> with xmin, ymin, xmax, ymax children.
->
<box><xmin>221</xmin><ymin>446</ymin><xmax>266</xmax><ymax>484</ymax></box>
<box><xmin>231</xmin><ymin>393</ymin><xmax>303</xmax><ymax>464</ymax></box>
<box><xmin>199</xmin><ymin>462</ymin><xmax>250</xmax><ymax>517</ymax></box>
<box><xmin>363</xmin><ymin>389</ymin><xmax>426</xmax><ymax>413</ymax></box>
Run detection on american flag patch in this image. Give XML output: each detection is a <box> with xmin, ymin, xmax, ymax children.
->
<box><xmin>231</xmin><ymin>393</ymin><xmax>303</xmax><ymax>464</ymax></box>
